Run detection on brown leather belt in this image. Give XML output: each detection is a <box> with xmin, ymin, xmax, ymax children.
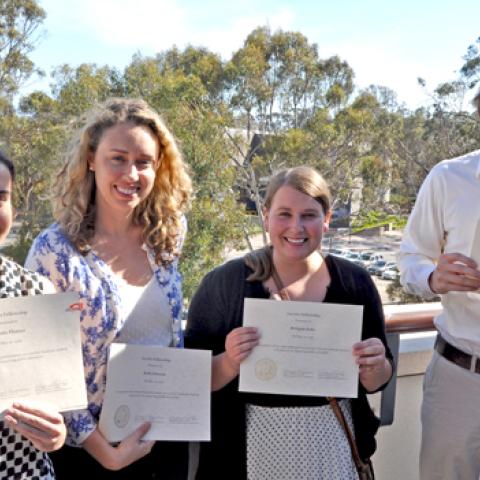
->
<box><xmin>435</xmin><ymin>334</ymin><xmax>480</xmax><ymax>374</ymax></box>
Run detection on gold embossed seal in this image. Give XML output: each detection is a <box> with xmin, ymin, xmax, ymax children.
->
<box><xmin>255</xmin><ymin>358</ymin><xmax>277</xmax><ymax>381</ymax></box>
<box><xmin>114</xmin><ymin>405</ymin><xmax>130</xmax><ymax>428</ymax></box>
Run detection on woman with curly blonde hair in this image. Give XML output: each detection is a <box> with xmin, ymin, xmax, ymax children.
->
<box><xmin>26</xmin><ymin>98</ymin><xmax>191</xmax><ymax>479</ymax></box>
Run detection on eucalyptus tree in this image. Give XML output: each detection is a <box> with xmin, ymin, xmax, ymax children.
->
<box><xmin>0</xmin><ymin>0</ymin><xmax>45</xmax><ymax>98</ymax></box>
<box><xmin>226</xmin><ymin>26</ymin><xmax>354</xmax><ymax>133</ymax></box>
<box><xmin>460</xmin><ymin>36</ymin><xmax>480</xmax><ymax>90</ymax></box>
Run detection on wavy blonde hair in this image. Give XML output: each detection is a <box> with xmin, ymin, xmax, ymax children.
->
<box><xmin>245</xmin><ymin>166</ymin><xmax>331</xmax><ymax>281</ymax></box>
<box><xmin>53</xmin><ymin>98</ymin><xmax>192</xmax><ymax>265</ymax></box>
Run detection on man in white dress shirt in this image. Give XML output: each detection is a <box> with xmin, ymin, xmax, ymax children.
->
<box><xmin>399</xmin><ymin>91</ymin><xmax>480</xmax><ymax>480</ymax></box>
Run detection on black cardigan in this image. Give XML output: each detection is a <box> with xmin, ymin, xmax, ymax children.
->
<box><xmin>185</xmin><ymin>255</ymin><xmax>393</xmax><ymax>480</ymax></box>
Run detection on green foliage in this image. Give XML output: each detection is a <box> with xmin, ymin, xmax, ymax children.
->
<box><xmin>156</xmin><ymin>46</ymin><xmax>225</xmax><ymax>101</ymax></box>
<box><xmin>52</xmin><ymin>63</ymin><xmax>123</xmax><ymax>116</ymax></box>
<box><xmin>0</xmin><ymin>104</ymin><xmax>68</xmax><ymax>254</ymax></box>
<box><xmin>159</xmin><ymin>102</ymin><xmax>245</xmax><ymax>299</ymax></box>
<box><xmin>460</xmin><ymin>36</ymin><xmax>480</xmax><ymax>88</ymax></box>
<box><xmin>2</xmin><ymin>17</ymin><xmax>480</xmax><ymax>307</ymax></box>
<box><xmin>226</xmin><ymin>26</ymin><xmax>354</xmax><ymax>132</ymax></box>
<box><xmin>350</xmin><ymin>211</ymin><xmax>407</xmax><ymax>233</ymax></box>
<box><xmin>0</xmin><ymin>0</ymin><xmax>45</xmax><ymax>96</ymax></box>
<box><xmin>2</xmin><ymin>220</ymin><xmax>42</xmax><ymax>265</ymax></box>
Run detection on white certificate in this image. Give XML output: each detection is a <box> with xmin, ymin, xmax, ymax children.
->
<box><xmin>99</xmin><ymin>344</ymin><xmax>211</xmax><ymax>442</ymax></box>
<box><xmin>239</xmin><ymin>298</ymin><xmax>363</xmax><ymax>398</ymax></box>
<box><xmin>0</xmin><ymin>292</ymin><xmax>87</xmax><ymax>413</ymax></box>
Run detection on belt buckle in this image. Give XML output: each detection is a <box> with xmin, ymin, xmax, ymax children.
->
<box><xmin>470</xmin><ymin>354</ymin><xmax>478</xmax><ymax>373</ymax></box>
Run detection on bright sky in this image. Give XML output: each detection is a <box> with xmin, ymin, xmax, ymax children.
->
<box><xmin>30</xmin><ymin>0</ymin><xmax>480</xmax><ymax>110</ymax></box>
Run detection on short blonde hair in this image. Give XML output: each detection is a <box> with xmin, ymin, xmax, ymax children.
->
<box><xmin>245</xmin><ymin>165</ymin><xmax>331</xmax><ymax>281</ymax></box>
<box><xmin>53</xmin><ymin>98</ymin><xmax>192</xmax><ymax>265</ymax></box>
<box><xmin>263</xmin><ymin>165</ymin><xmax>331</xmax><ymax>214</ymax></box>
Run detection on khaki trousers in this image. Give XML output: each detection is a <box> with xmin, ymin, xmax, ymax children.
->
<box><xmin>420</xmin><ymin>351</ymin><xmax>480</xmax><ymax>480</ymax></box>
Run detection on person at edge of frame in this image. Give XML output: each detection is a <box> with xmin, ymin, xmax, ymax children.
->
<box><xmin>0</xmin><ymin>150</ymin><xmax>66</xmax><ymax>480</ymax></box>
<box><xmin>398</xmin><ymin>89</ymin><xmax>480</xmax><ymax>480</ymax></box>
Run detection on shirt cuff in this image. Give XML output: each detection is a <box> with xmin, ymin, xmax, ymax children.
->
<box><xmin>64</xmin><ymin>409</ymin><xmax>97</xmax><ymax>446</ymax></box>
<box><xmin>404</xmin><ymin>263</ymin><xmax>437</xmax><ymax>299</ymax></box>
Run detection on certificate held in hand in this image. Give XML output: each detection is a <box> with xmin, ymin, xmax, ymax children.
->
<box><xmin>99</xmin><ymin>344</ymin><xmax>211</xmax><ymax>442</ymax></box>
<box><xmin>0</xmin><ymin>292</ymin><xmax>87</xmax><ymax>413</ymax></box>
<box><xmin>239</xmin><ymin>298</ymin><xmax>363</xmax><ymax>398</ymax></box>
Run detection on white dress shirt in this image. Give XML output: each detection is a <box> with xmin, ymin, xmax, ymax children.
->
<box><xmin>398</xmin><ymin>149</ymin><xmax>480</xmax><ymax>355</ymax></box>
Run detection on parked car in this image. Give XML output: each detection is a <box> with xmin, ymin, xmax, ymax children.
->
<box><xmin>359</xmin><ymin>252</ymin><xmax>374</xmax><ymax>262</ymax></box>
<box><xmin>344</xmin><ymin>251</ymin><xmax>362</xmax><ymax>263</ymax></box>
<box><xmin>329</xmin><ymin>248</ymin><xmax>350</xmax><ymax>258</ymax></box>
<box><xmin>382</xmin><ymin>265</ymin><xmax>399</xmax><ymax>280</ymax></box>
<box><xmin>371</xmin><ymin>260</ymin><xmax>396</xmax><ymax>277</ymax></box>
<box><xmin>367</xmin><ymin>259</ymin><xmax>388</xmax><ymax>276</ymax></box>
<box><xmin>353</xmin><ymin>253</ymin><xmax>369</xmax><ymax>268</ymax></box>
<box><xmin>357</xmin><ymin>252</ymin><xmax>384</xmax><ymax>268</ymax></box>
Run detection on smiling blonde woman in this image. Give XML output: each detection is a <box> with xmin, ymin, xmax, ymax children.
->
<box><xmin>26</xmin><ymin>98</ymin><xmax>191</xmax><ymax>479</ymax></box>
<box><xmin>186</xmin><ymin>166</ymin><xmax>393</xmax><ymax>480</ymax></box>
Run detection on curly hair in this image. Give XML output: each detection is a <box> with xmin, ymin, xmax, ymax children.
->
<box><xmin>244</xmin><ymin>165</ymin><xmax>331</xmax><ymax>281</ymax></box>
<box><xmin>53</xmin><ymin>98</ymin><xmax>192</xmax><ymax>265</ymax></box>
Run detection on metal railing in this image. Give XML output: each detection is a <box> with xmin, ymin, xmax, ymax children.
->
<box><xmin>384</xmin><ymin>304</ymin><xmax>440</xmax><ymax>334</ymax></box>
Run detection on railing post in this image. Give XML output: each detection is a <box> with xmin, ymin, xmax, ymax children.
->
<box><xmin>379</xmin><ymin>302</ymin><xmax>441</xmax><ymax>427</ymax></box>
<box><xmin>378</xmin><ymin>332</ymin><xmax>400</xmax><ymax>426</ymax></box>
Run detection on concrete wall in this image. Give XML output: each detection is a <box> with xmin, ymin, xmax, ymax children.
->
<box><xmin>370</xmin><ymin>332</ymin><xmax>436</xmax><ymax>480</ymax></box>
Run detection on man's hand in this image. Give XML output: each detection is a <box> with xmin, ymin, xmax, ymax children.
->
<box><xmin>429</xmin><ymin>253</ymin><xmax>480</xmax><ymax>294</ymax></box>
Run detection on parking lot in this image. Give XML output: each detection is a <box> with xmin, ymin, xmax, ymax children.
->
<box><xmin>226</xmin><ymin>229</ymin><xmax>403</xmax><ymax>304</ymax></box>
<box><xmin>323</xmin><ymin>229</ymin><xmax>402</xmax><ymax>303</ymax></box>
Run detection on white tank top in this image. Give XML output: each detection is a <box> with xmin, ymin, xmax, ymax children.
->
<box><xmin>114</xmin><ymin>275</ymin><xmax>174</xmax><ymax>346</ymax></box>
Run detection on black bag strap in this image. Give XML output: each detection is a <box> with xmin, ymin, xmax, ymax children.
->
<box><xmin>326</xmin><ymin>397</ymin><xmax>372</xmax><ymax>475</ymax></box>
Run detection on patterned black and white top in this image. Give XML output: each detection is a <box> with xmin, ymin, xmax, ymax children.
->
<box><xmin>246</xmin><ymin>401</ymin><xmax>359</xmax><ymax>479</ymax></box>
<box><xmin>0</xmin><ymin>256</ymin><xmax>56</xmax><ymax>480</ymax></box>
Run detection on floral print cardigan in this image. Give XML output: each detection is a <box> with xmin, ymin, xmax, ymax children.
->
<box><xmin>25</xmin><ymin>223</ymin><xmax>184</xmax><ymax>446</ymax></box>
